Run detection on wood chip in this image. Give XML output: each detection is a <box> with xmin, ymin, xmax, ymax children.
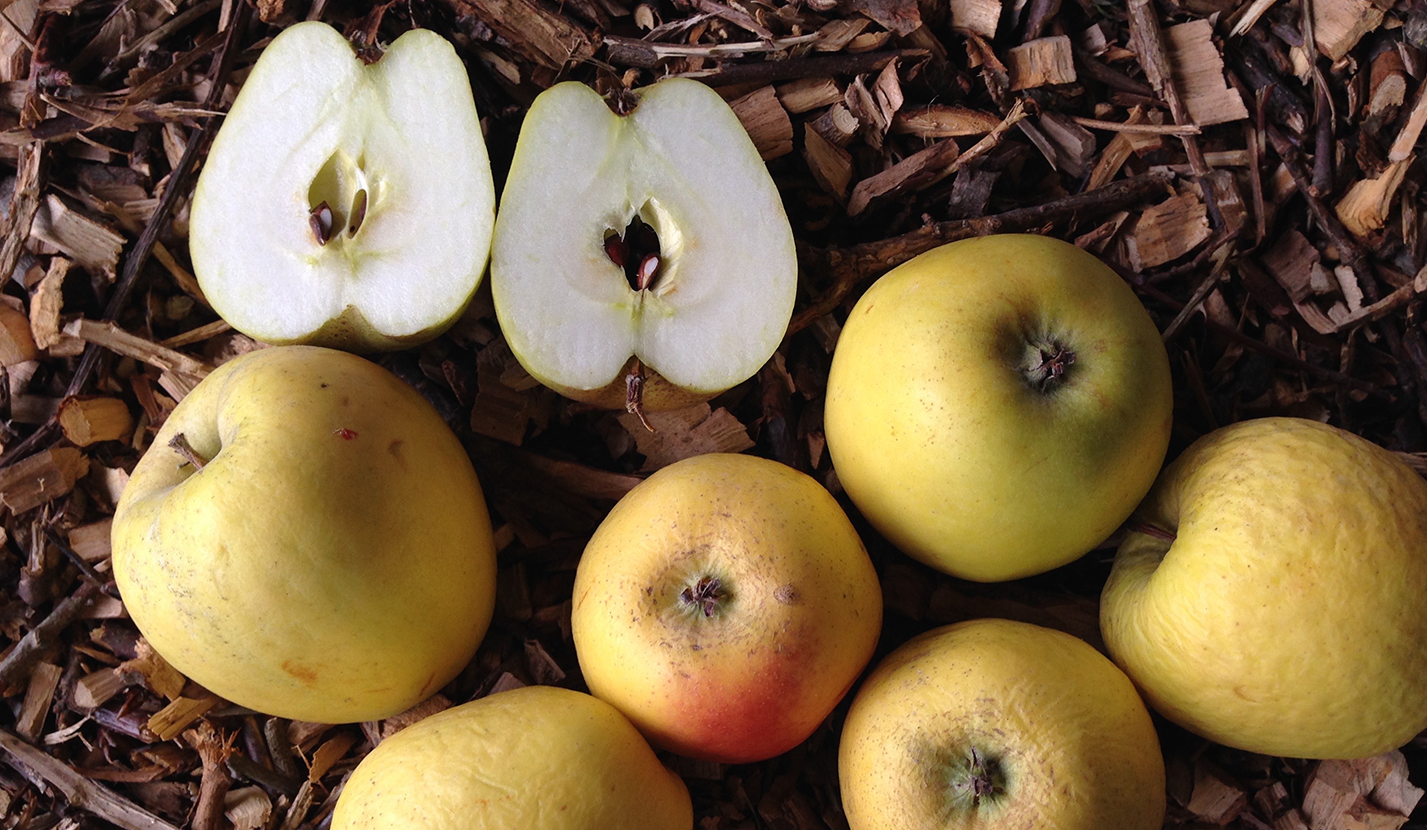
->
<box><xmin>1337</xmin><ymin>158</ymin><xmax>1412</xmax><ymax>238</ymax></box>
<box><xmin>68</xmin><ymin>519</ymin><xmax>113</xmax><ymax>562</ymax></box>
<box><xmin>728</xmin><ymin>86</ymin><xmax>794</xmax><ymax>160</ymax></box>
<box><xmin>0</xmin><ymin>301</ymin><xmax>38</xmax><ymax>366</ymax></box>
<box><xmin>809</xmin><ymin>103</ymin><xmax>859</xmax><ymax>146</ymax></box>
<box><xmin>1367</xmin><ymin>48</ymin><xmax>1408</xmax><ymax>130</ymax></box>
<box><xmin>148</xmin><ymin>696</ymin><xmax>220</xmax><ymax>742</ymax></box>
<box><xmin>1313</xmin><ymin>0</ymin><xmax>1384</xmax><ymax>61</ymax></box>
<box><xmin>1037</xmin><ymin>111</ymin><xmax>1097</xmax><ymax>177</ymax></box>
<box><xmin>775</xmin><ymin>77</ymin><xmax>842</xmax><ymax>113</ymax></box>
<box><xmin>74</xmin><ymin>667</ymin><xmax>133</xmax><ymax>711</ymax></box>
<box><xmin>306</xmin><ymin>731</ymin><xmax>356</xmax><ymax>783</ymax></box>
<box><xmin>815</xmin><ymin>17</ymin><xmax>870</xmax><ymax>52</ymax></box>
<box><xmin>1390</xmin><ymin>81</ymin><xmax>1427</xmax><ymax>163</ymax></box>
<box><xmin>948</xmin><ymin>0</ymin><xmax>999</xmax><ymax>38</ymax></box>
<box><xmin>1371</xmin><ymin>751</ymin><xmax>1425</xmax><ymax>816</ymax></box>
<box><xmin>1261</xmin><ymin>229</ymin><xmax>1327</xmax><ymax>303</ymax></box>
<box><xmin>29</xmin><ymin>256</ymin><xmax>69</xmax><ymax>350</ymax></box>
<box><xmin>120</xmin><ymin>639</ymin><xmax>187</xmax><ymax>701</ymax></box>
<box><xmin>58</xmin><ymin>396</ymin><xmax>135</xmax><ymax>446</ymax></box>
<box><xmin>1187</xmin><ymin>760</ymin><xmax>1248</xmax><ymax>825</ymax></box>
<box><xmin>0</xmin><ymin>447</ymin><xmax>89</xmax><ymax>515</ymax></box>
<box><xmin>616</xmin><ymin>403</ymin><xmax>754</xmax><ymax>471</ymax></box>
<box><xmin>1164</xmin><ymin>19</ymin><xmax>1248</xmax><ymax>126</ymax></box>
<box><xmin>379</xmin><ymin>694</ymin><xmax>452</xmax><ymax>740</ymax></box>
<box><xmin>892</xmin><ymin>105</ymin><xmax>1001</xmax><ymax>137</ymax></box>
<box><xmin>804</xmin><ymin>124</ymin><xmax>854</xmax><ymax>199</ymax></box>
<box><xmin>16</xmin><ymin>662</ymin><xmax>62</xmax><ymax>740</ymax></box>
<box><xmin>223</xmin><ymin>787</ymin><xmax>272</xmax><ymax>830</ymax></box>
<box><xmin>847</xmin><ymin>136</ymin><xmax>960</xmax><ymax>216</ymax></box>
<box><xmin>445</xmin><ymin>0</ymin><xmax>595</xmax><ymax>69</ymax></box>
<box><xmin>29</xmin><ymin>194</ymin><xmax>126</xmax><ymax>280</ymax></box>
<box><xmin>1007</xmin><ymin>35</ymin><xmax>1076</xmax><ymax>90</ymax></box>
<box><xmin>1124</xmin><ymin>191</ymin><xmax>1211</xmax><ymax>269</ymax></box>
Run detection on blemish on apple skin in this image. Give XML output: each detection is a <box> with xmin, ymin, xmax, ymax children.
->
<box><xmin>334</xmin><ymin>428</ymin><xmax>358</xmax><ymax>440</ymax></box>
<box><xmin>388</xmin><ymin>439</ymin><xmax>405</xmax><ymax>468</ymax></box>
<box><xmin>774</xmin><ymin>583</ymin><xmax>799</xmax><ymax>605</ymax></box>
<box><xmin>281</xmin><ymin>659</ymin><xmax>319</xmax><ymax>685</ymax></box>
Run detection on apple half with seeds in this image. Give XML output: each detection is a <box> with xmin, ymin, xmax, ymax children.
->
<box><xmin>190</xmin><ymin>22</ymin><xmax>496</xmax><ymax>352</ymax></box>
<box><xmin>490</xmin><ymin>79</ymin><xmax>797</xmax><ymax>412</ymax></box>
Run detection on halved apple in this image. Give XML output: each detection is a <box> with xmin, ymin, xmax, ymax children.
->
<box><xmin>190</xmin><ymin>22</ymin><xmax>496</xmax><ymax>352</ymax></box>
<box><xmin>490</xmin><ymin>79</ymin><xmax>797</xmax><ymax>410</ymax></box>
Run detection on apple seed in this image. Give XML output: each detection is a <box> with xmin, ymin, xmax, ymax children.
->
<box><xmin>310</xmin><ymin>201</ymin><xmax>335</xmax><ymax>246</ymax></box>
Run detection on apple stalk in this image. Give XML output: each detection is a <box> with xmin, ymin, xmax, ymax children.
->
<box><xmin>168</xmin><ymin>433</ymin><xmax>209</xmax><ymax>470</ymax></box>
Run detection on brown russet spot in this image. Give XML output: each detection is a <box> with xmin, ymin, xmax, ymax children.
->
<box><xmin>282</xmin><ymin>660</ymin><xmax>318</xmax><ymax>685</ymax></box>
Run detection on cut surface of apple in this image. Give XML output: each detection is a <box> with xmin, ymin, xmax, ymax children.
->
<box><xmin>191</xmin><ymin>22</ymin><xmax>496</xmax><ymax>351</ymax></box>
<box><xmin>491</xmin><ymin>79</ymin><xmax>797</xmax><ymax>405</ymax></box>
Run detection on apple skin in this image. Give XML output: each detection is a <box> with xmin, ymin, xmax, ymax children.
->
<box><xmin>333</xmin><ymin>686</ymin><xmax>692</xmax><ymax>830</ymax></box>
<box><xmin>1101</xmin><ymin>417</ymin><xmax>1427</xmax><ymax>759</ymax></box>
<box><xmin>824</xmin><ymin>234</ymin><xmax>1172</xmax><ymax>582</ymax></box>
<box><xmin>111</xmin><ymin>346</ymin><xmax>497</xmax><ymax>723</ymax></box>
<box><xmin>839</xmin><ymin>618</ymin><xmax>1165</xmax><ymax>830</ymax></box>
<box><xmin>571</xmin><ymin>453</ymin><xmax>882</xmax><ymax>763</ymax></box>
<box><xmin>190</xmin><ymin>22</ymin><xmax>495</xmax><ymax>353</ymax></box>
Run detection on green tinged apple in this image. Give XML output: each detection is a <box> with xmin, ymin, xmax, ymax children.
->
<box><xmin>825</xmin><ymin>234</ymin><xmax>1173</xmax><ymax>582</ymax></box>
<box><xmin>190</xmin><ymin>22</ymin><xmax>496</xmax><ymax>352</ymax></box>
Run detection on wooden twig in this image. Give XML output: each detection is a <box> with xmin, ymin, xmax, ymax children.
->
<box><xmin>1161</xmin><ymin>238</ymin><xmax>1234</xmax><ymax>341</ymax></box>
<box><xmin>186</xmin><ymin>722</ymin><xmax>235</xmax><ymax>830</ymax></box>
<box><xmin>0</xmin><ymin>727</ymin><xmax>181</xmax><ymax>830</ymax></box>
<box><xmin>789</xmin><ymin>172</ymin><xmax>1172</xmax><ymax>336</ymax></box>
<box><xmin>0</xmin><ymin>582</ymin><xmax>98</xmax><ymax>689</ymax></box>
<box><xmin>673</xmin><ymin>50</ymin><xmax>915</xmax><ymax>86</ymax></box>
<box><xmin>1071</xmin><ymin>117</ymin><xmax>1199</xmax><ymax>135</ymax></box>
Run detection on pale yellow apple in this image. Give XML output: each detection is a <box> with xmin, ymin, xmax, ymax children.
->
<box><xmin>332</xmin><ymin>686</ymin><xmax>692</xmax><ymax>829</ymax></box>
<box><xmin>839</xmin><ymin>618</ymin><xmax>1165</xmax><ymax>830</ymax></box>
<box><xmin>111</xmin><ymin>346</ymin><xmax>497</xmax><ymax>723</ymax></box>
<box><xmin>824</xmin><ymin>234</ymin><xmax>1172</xmax><ymax>582</ymax></box>
<box><xmin>572</xmin><ymin>452</ymin><xmax>882</xmax><ymax>763</ymax></box>
<box><xmin>1101</xmin><ymin>416</ymin><xmax>1427</xmax><ymax>758</ymax></box>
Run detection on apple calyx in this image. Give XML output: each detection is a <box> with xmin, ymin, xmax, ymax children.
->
<box><xmin>679</xmin><ymin>575</ymin><xmax>728</xmax><ymax>618</ymax></box>
<box><xmin>947</xmin><ymin>746</ymin><xmax>1007</xmax><ymax>810</ymax></box>
<box><xmin>168</xmin><ymin>433</ymin><xmax>209</xmax><ymax>470</ymax></box>
<box><xmin>1021</xmin><ymin>340</ymin><xmax>1077</xmax><ymax>394</ymax></box>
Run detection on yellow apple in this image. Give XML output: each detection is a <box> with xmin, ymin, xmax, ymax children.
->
<box><xmin>111</xmin><ymin>346</ymin><xmax>497</xmax><ymax>723</ymax></box>
<box><xmin>571</xmin><ymin>453</ymin><xmax>882</xmax><ymax>763</ymax></box>
<box><xmin>839</xmin><ymin>618</ymin><xmax>1165</xmax><ymax>830</ymax></box>
<box><xmin>824</xmin><ymin>233</ymin><xmax>1172</xmax><ymax>582</ymax></box>
<box><xmin>332</xmin><ymin>686</ymin><xmax>692</xmax><ymax>829</ymax></box>
<box><xmin>1101</xmin><ymin>417</ymin><xmax>1427</xmax><ymax>758</ymax></box>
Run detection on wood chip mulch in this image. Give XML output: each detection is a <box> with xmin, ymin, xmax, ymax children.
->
<box><xmin>0</xmin><ymin>0</ymin><xmax>1425</xmax><ymax>827</ymax></box>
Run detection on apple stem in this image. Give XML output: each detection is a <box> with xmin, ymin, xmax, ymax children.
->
<box><xmin>626</xmin><ymin>359</ymin><xmax>656</xmax><ymax>433</ymax></box>
<box><xmin>1126</xmin><ymin>520</ymin><xmax>1177</xmax><ymax>542</ymax></box>
<box><xmin>679</xmin><ymin>576</ymin><xmax>725</xmax><ymax>617</ymax></box>
<box><xmin>169</xmin><ymin>432</ymin><xmax>209</xmax><ymax>471</ymax></box>
<box><xmin>607</xmin><ymin>87</ymin><xmax>640</xmax><ymax>115</ymax></box>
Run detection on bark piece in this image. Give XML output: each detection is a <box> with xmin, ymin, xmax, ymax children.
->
<box><xmin>29</xmin><ymin>194</ymin><xmax>126</xmax><ymax>280</ymax></box>
<box><xmin>892</xmin><ymin>105</ymin><xmax>1001</xmax><ymax>137</ymax></box>
<box><xmin>0</xmin><ymin>301</ymin><xmax>38</xmax><ymax>366</ymax></box>
<box><xmin>58</xmin><ymin>396</ymin><xmax>134</xmax><ymax>446</ymax></box>
<box><xmin>949</xmin><ymin>0</ymin><xmax>999</xmax><ymax>38</ymax></box>
<box><xmin>775</xmin><ymin>77</ymin><xmax>841</xmax><ymax>113</ymax></box>
<box><xmin>617</xmin><ymin>403</ymin><xmax>754</xmax><ymax>471</ymax></box>
<box><xmin>444</xmin><ymin>0</ymin><xmax>595</xmax><ymax>69</ymax></box>
<box><xmin>1124</xmin><ymin>191</ymin><xmax>1211</xmax><ymax>269</ymax></box>
<box><xmin>1313</xmin><ymin>0</ymin><xmax>1384</xmax><ymax>61</ymax></box>
<box><xmin>1007</xmin><ymin>35</ymin><xmax>1075</xmax><ymax>90</ymax></box>
<box><xmin>729</xmin><ymin>86</ymin><xmax>794</xmax><ymax>160</ymax></box>
<box><xmin>0</xmin><ymin>447</ymin><xmax>89</xmax><ymax>514</ymax></box>
<box><xmin>804</xmin><ymin>124</ymin><xmax>854</xmax><ymax>199</ymax></box>
<box><xmin>16</xmin><ymin>661</ymin><xmax>62</xmax><ymax>740</ymax></box>
<box><xmin>1337</xmin><ymin>158</ymin><xmax>1412</xmax><ymax>238</ymax></box>
<box><xmin>1165</xmin><ymin>19</ymin><xmax>1248</xmax><ymax>126</ymax></box>
<box><xmin>847</xmin><ymin>137</ymin><xmax>960</xmax><ymax>215</ymax></box>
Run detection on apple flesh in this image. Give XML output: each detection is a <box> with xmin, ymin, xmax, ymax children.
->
<box><xmin>111</xmin><ymin>346</ymin><xmax>497</xmax><ymax>723</ymax></box>
<box><xmin>1101</xmin><ymin>417</ymin><xmax>1427</xmax><ymax>759</ymax></box>
<box><xmin>491</xmin><ymin>79</ymin><xmax>797</xmax><ymax>409</ymax></box>
<box><xmin>824</xmin><ymin>234</ymin><xmax>1173</xmax><ymax>582</ymax></box>
<box><xmin>571</xmin><ymin>453</ymin><xmax>882</xmax><ymax>763</ymax></box>
<box><xmin>839</xmin><ymin>618</ymin><xmax>1165</xmax><ymax>830</ymax></box>
<box><xmin>191</xmin><ymin>22</ymin><xmax>496</xmax><ymax>352</ymax></box>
